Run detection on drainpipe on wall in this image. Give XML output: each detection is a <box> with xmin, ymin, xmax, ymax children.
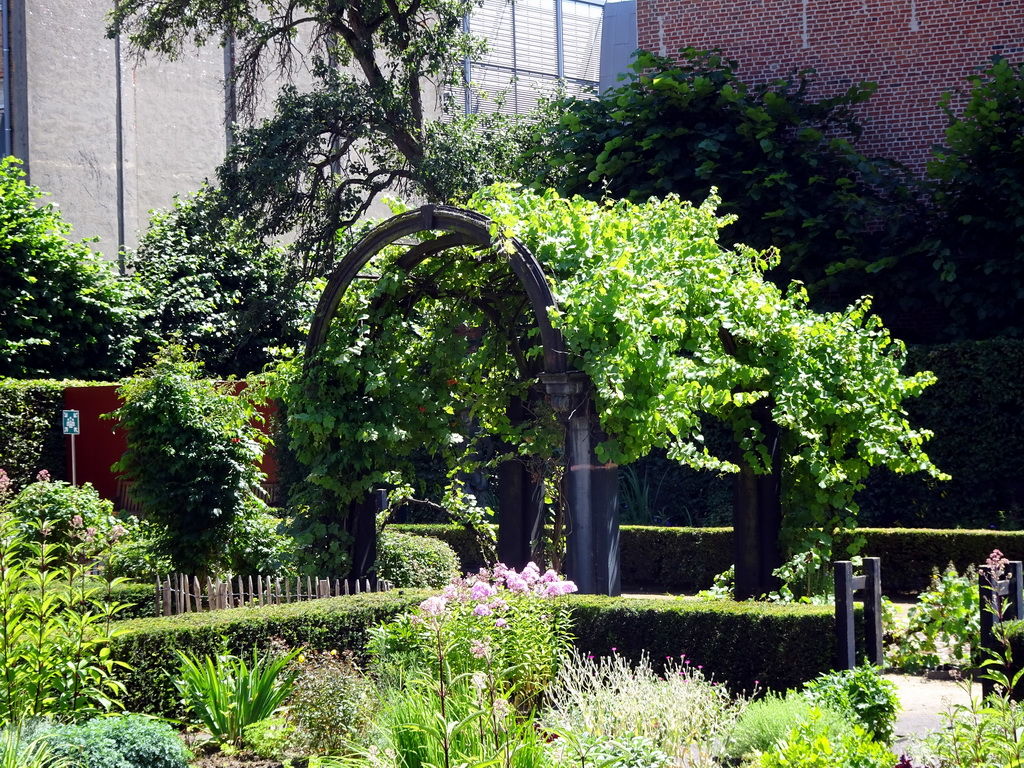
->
<box><xmin>1</xmin><ymin>0</ymin><xmax>12</xmax><ymax>157</ymax></box>
<box><xmin>113</xmin><ymin>10</ymin><xmax>126</xmax><ymax>273</ymax></box>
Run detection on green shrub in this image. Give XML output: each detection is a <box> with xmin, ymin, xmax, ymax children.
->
<box><xmin>569</xmin><ymin>596</ymin><xmax>838</xmax><ymax>693</ymax></box>
<box><xmin>5</xmin><ymin>475</ymin><xmax>115</xmax><ymax>549</ymax></box>
<box><xmin>886</xmin><ymin>564</ymin><xmax>979</xmax><ymax>672</ymax></box>
<box><xmin>726</xmin><ymin>696</ymin><xmax>849</xmax><ymax>761</ymax></box>
<box><xmin>175</xmin><ymin>644</ymin><xmax>300</xmax><ymax>746</ymax></box>
<box><xmin>0</xmin><ymin>380</ymin><xmax>71</xmax><ymax>491</ymax></box>
<box><xmin>756</xmin><ymin>708</ymin><xmax>895</xmax><ymax>768</ymax></box>
<box><xmin>376</xmin><ymin>529</ymin><xmax>461</xmax><ymax>588</ymax></box>
<box><xmin>386</xmin><ymin>524</ymin><xmax>493</xmax><ymax>573</ymax></box>
<box><xmin>0</xmin><ymin>157</ymin><xmax>138</xmax><ymax>380</ymax></box>
<box><xmin>802</xmin><ymin>665</ymin><xmax>901</xmax><ymax>744</ymax></box>
<box><xmin>45</xmin><ymin>714</ymin><xmax>191</xmax><ymax>768</ymax></box>
<box><xmin>241</xmin><ymin>716</ymin><xmax>295</xmax><ymax>759</ymax></box>
<box><xmin>110</xmin><ymin>590</ymin><xmax>425</xmax><ymax>717</ymax></box>
<box><xmin>286</xmin><ymin>648</ymin><xmax>376</xmax><ymax>755</ymax></box>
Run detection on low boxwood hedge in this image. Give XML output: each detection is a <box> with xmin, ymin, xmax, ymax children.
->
<box><xmin>110</xmin><ymin>590</ymin><xmax>425</xmax><ymax>717</ymax></box>
<box><xmin>569</xmin><ymin>596</ymin><xmax>839</xmax><ymax>693</ymax></box>
<box><xmin>110</xmin><ymin>589</ymin><xmax>846</xmax><ymax>716</ymax></box>
<box><xmin>395</xmin><ymin>524</ymin><xmax>1024</xmax><ymax>595</ymax></box>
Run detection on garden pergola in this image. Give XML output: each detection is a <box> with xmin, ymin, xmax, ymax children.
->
<box><xmin>305</xmin><ymin>204</ymin><xmax>621</xmax><ymax>596</ymax></box>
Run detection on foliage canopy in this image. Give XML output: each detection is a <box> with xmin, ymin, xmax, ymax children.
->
<box><xmin>0</xmin><ymin>158</ymin><xmax>137</xmax><ymax>380</ymax></box>
<box><xmin>278</xmin><ymin>185</ymin><xmax>943</xmax><ymax>570</ymax></box>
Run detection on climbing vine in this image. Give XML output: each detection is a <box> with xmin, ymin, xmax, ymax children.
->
<box><xmin>277</xmin><ymin>185</ymin><xmax>945</xmax><ymax>575</ymax></box>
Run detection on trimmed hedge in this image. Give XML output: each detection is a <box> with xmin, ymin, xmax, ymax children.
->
<box><xmin>0</xmin><ymin>379</ymin><xmax>74</xmax><ymax>489</ymax></box>
<box><xmin>396</xmin><ymin>524</ymin><xmax>1022</xmax><ymax>595</ymax></box>
<box><xmin>110</xmin><ymin>589</ymin><xmax>842</xmax><ymax>716</ymax></box>
<box><xmin>110</xmin><ymin>590</ymin><xmax>425</xmax><ymax>717</ymax></box>
<box><xmin>856</xmin><ymin>339</ymin><xmax>1024</xmax><ymax>529</ymax></box>
<box><xmin>569</xmin><ymin>596</ymin><xmax>840</xmax><ymax>693</ymax></box>
<box><xmin>392</xmin><ymin>523</ymin><xmax>493</xmax><ymax>573</ymax></box>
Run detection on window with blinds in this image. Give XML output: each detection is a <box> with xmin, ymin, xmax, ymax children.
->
<box><xmin>454</xmin><ymin>0</ymin><xmax>605</xmax><ymax>115</ymax></box>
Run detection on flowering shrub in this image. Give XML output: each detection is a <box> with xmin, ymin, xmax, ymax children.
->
<box><xmin>2</xmin><ymin>470</ymin><xmax>117</xmax><ymax>553</ymax></box>
<box><xmin>370</xmin><ymin>562</ymin><xmax>576</xmax><ymax>708</ymax></box>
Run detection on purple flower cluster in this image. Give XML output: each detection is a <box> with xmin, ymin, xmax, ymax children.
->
<box><xmin>417</xmin><ymin>562</ymin><xmax>577</xmax><ymax>627</ymax></box>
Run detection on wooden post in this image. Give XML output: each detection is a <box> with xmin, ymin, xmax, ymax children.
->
<box><xmin>833</xmin><ymin>558</ymin><xmax>882</xmax><ymax>669</ymax></box>
<box><xmin>835</xmin><ymin>561</ymin><xmax>856</xmax><ymax>670</ymax></box>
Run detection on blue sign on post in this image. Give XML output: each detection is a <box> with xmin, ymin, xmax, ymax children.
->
<box><xmin>62</xmin><ymin>409</ymin><xmax>80</xmax><ymax>435</ymax></box>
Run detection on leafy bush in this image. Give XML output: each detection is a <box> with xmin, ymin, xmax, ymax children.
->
<box><xmin>886</xmin><ymin>564</ymin><xmax>979</xmax><ymax>672</ymax></box>
<box><xmin>542</xmin><ymin>651</ymin><xmax>743</xmax><ymax>767</ymax></box>
<box><xmin>128</xmin><ymin>187</ymin><xmax>313</xmax><ymax>379</ymax></box>
<box><xmin>0</xmin><ymin>719</ymin><xmax>69</xmax><ymax>768</ymax></box>
<box><xmin>917</xmin><ymin>683</ymin><xmax>1024</xmax><ymax>767</ymax></box>
<box><xmin>175</xmin><ymin>644</ymin><xmax>300</xmax><ymax>746</ymax></box>
<box><xmin>0</xmin><ymin>380</ymin><xmax>71</xmax><ymax>491</ymax></box>
<box><xmin>726</xmin><ymin>695</ymin><xmax>849</xmax><ymax>761</ymax></box>
<box><xmin>4</xmin><ymin>473</ymin><xmax>115</xmax><ymax>550</ymax></box>
<box><xmin>376</xmin><ymin>529</ymin><xmax>461</xmax><ymax>588</ymax></box>
<box><xmin>241</xmin><ymin>716</ymin><xmax>295</xmax><ymax>759</ymax></box>
<box><xmin>110</xmin><ymin>348</ymin><xmax>269</xmax><ymax>578</ymax></box>
<box><xmin>45</xmin><ymin>714</ymin><xmax>190</xmax><ymax>768</ymax></box>
<box><xmin>569</xmin><ymin>596</ymin><xmax>838</xmax><ymax>693</ymax></box>
<box><xmin>756</xmin><ymin>708</ymin><xmax>896</xmax><ymax>768</ymax></box>
<box><xmin>0</xmin><ymin>157</ymin><xmax>137</xmax><ymax>380</ymax></box>
<box><xmin>803</xmin><ymin>665</ymin><xmax>901</xmax><ymax>744</ymax></box>
<box><xmin>286</xmin><ymin>648</ymin><xmax>376</xmax><ymax>755</ymax></box>
<box><xmin>390</xmin><ymin>524</ymin><xmax>494</xmax><ymax>574</ymax></box>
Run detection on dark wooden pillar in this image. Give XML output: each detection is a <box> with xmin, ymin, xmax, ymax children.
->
<box><xmin>498</xmin><ymin>397</ymin><xmax>545</xmax><ymax>570</ymax></box>
<box><xmin>733</xmin><ymin>397</ymin><xmax>782</xmax><ymax>600</ymax></box>
<box><xmin>349</xmin><ymin>488</ymin><xmax>385</xmax><ymax>581</ymax></box>
<box><xmin>541</xmin><ymin>372</ymin><xmax>620</xmax><ymax>596</ymax></box>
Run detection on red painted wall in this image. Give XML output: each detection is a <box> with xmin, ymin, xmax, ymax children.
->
<box><xmin>634</xmin><ymin>0</ymin><xmax>1024</xmax><ymax>172</ymax></box>
<box><xmin>63</xmin><ymin>384</ymin><xmax>279</xmax><ymax>507</ymax></box>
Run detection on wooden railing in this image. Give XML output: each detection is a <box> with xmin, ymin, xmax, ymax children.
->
<box><xmin>156</xmin><ymin>573</ymin><xmax>393</xmax><ymax>616</ymax></box>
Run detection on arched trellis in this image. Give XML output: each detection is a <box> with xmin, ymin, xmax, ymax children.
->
<box><xmin>304</xmin><ymin>205</ymin><xmax>620</xmax><ymax>596</ymax></box>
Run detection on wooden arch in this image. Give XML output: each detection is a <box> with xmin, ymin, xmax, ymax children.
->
<box><xmin>305</xmin><ymin>205</ymin><xmax>620</xmax><ymax>595</ymax></box>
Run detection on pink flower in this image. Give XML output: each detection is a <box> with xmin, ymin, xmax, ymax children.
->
<box><xmin>494</xmin><ymin>618</ymin><xmax>507</xmax><ymax>628</ymax></box>
<box><xmin>473</xmin><ymin>603</ymin><xmax>493</xmax><ymax>616</ymax></box>
<box><xmin>109</xmin><ymin>524</ymin><xmax>127</xmax><ymax>542</ymax></box>
<box><xmin>470</xmin><ymin>582</ymin><xmax>497</xmax><ymax>600</ymax></box>
<box><xmin>471</xmin><ymin>639</ymin><xmax>489</xmax><ymax>658</ymax></box>
<box><xmin>70</xmin><ymin>515</ymin><xmax>84</xmax><ymax>529</ymax></box>
<box><xmin>505</xmin><ymin>574</ymin><xmax>528</xmax><ymax>593</ymax></box>
<box><xmin>419</xmin><ymin>596</ymin><xmax>448</xmax><ymax>616</ymax></box>
<box><xmin>36</xmin><ymin>470</ymin><xmax>51</xmax><ymax>482</ymax></box>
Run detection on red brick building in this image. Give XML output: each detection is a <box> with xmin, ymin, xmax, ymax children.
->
<box><xmin>633</xmin><ymin>0</ymin><xmax>1024</xmax><ymax>171</ymax></box>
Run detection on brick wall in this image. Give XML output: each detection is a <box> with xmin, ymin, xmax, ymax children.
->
<box><xmin>635</xmin><ymin>0</ymin><xmax>1024</xmax><ymax>172</ymax></box>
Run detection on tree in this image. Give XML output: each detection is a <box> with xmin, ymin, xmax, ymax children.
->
<box><xmin>129</xmin><ymin>187</ymin><xmax>315</xmax><ymax>377</ymax></box>
<box><xmin>926</xmin><ymin>57</ymin><xmax>1024</xmax><ymax>340</ymax></box>
<box><xmin>532</xmin><ymin>49</ymin><xmax>928</xmax><ymax>307</ymax></box>
<box><xmin>107</xmin><ymin>0</ymin><xmax>546</xmax><ymax>273</ymax></box>
<box><xmin>110</xmin><ymin>348</ymin><xmax>270</xmax><ymax>578</ymax></box>
<box><xmin>0</xmin><ymin>157</ymin><xmax>138</xmax><ymax>380</ymax></box>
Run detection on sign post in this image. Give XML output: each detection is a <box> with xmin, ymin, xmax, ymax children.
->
<box><xmin>62</xmin><ymin>410</ymin><xmax>80</xmax><ymax>486</ymax></box>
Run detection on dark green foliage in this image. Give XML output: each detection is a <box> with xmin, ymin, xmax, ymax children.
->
<box><xmin>856</xmin><ymin>340</ymin><xmax>1024</xmax><ymax>529</ymax></box>
<box><xmin>802</xmin><ymin>665</ymin><xmax>901</xmax><ymax>743</ymax></box>
<box><xmin>0</xmin><ymin>158</ymin><xmax>138</xmax><ymax>380</ymax></box>
<box><xmin>106</xmin><ymin>582</ymin><xmax>158</xmax><ymax>620</ymax></box>
<box><xmin>534</xmin><ymin>48</ymin><xmax>922</xmax><ymax>302</ymax></box>
<box><xmin>618</xmin><ymin>527</ymin><xmax>733</xmax><ymax>593</ymax></box>
<box><xmin>128</xmin><ymin>188</ymin><xmax>313</xmax><ymax>378</ymax></box>
<box><xmin>110</xmin><ymin>350</ymin><xmax>269</xmax><ymax>577</ymax></box>
<box><xmin>109</xmin><ymin>590</ymin><xmax>425</xmax><ymax>716</ymax></box>
<box><xmin>567</xmin><ymin>596</ymin><xmax>837</xmax><ymax>693</ymax></box>
<box><xmin>0</xmin><ymin>380</ymin><xmax>70</xmax><ymax>490</ymax></box>
<box><xmin>390</xmin><ymin>524</ymin><xmax>494</xmax><ymax>574</ymax></box>
<box><xmin>376</xmin><ymin>529</ymin><xmax>461</xmax><ymax>588</ymax></box>
<box><xmin>45</xmin><ymin>714</ymin><xmax>191</xmax><ymax>768</ymax></box>
<box><xmin>925</xmin><ymin>57</ymin><xmax>1024</xmax><ymax>340</ymax></box>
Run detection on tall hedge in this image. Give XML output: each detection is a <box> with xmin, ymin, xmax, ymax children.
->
<box><xmin>855</xmin><ymin>339</ymin><xmax>1024</xmax><ymax>528</ymax></box>
<box><xmin>0</xmin><ymin>379</ymin><xmax>71</xmax><ymax>489</ymax></box>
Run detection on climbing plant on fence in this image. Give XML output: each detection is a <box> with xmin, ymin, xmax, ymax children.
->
<box><xmin>275</xmin><ymin>185</ymin><xmax>945</xmax><ymax>585</ymax></box>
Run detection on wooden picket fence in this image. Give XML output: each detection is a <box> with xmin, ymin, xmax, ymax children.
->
<box><xmin>156</xmin><ymin>573</ymin><xmax>393</xmax><ymax>616</ymax></box>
